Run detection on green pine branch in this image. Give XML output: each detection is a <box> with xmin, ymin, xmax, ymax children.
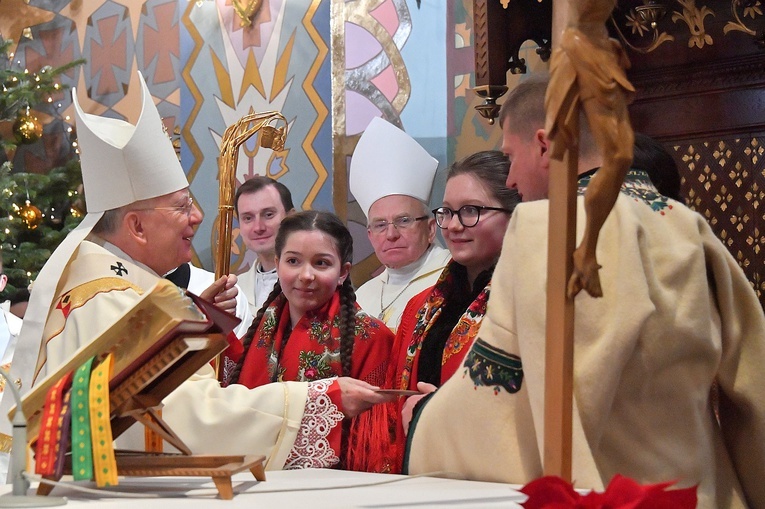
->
<box><xmin>0</xmin><ymin>38</ymin><xmax>86</xmax><ymax>303</ymax></box>
<box><xmin>1</xmin><ymin>38</ymin><xmax>85</xmax><ymax>122</ymax></box>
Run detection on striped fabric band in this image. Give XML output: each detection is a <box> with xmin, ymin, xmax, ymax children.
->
<box><xmin>34</xmin><ymin>371</ymin><xmax>73</xmax><ymax>476</ymax></box>
<box><xmin>53</xmin><ymin>388</ymin><xmax>73</xmax><ymax>479</ymax></box>
<box><xmin>71</xmin><ymin>357</ymin><xmax>95</xmax><ymax>480</ymax></box>
<box><xmin>89</xmin><ymin>354</ymin><xmax>117</xmax><ymax>487</ymax></box>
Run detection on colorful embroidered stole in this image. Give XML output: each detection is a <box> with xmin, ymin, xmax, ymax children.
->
<box><xmin>238</xmin><ymin>291</ymin><xmax>389</xmax><ymax>388</ymax></box>
<box><xmin>37</xmin><ymin>356</ymin><xmax>112</xmax><ymax>481</ymax></box>
<box><xmin>397</xmin><ymin>262</ymin><xmax>491</xmax><ymax>390</ymax></box>
<box><xmin>238</xmin><ymin>289</ymin><xmax>394</xmax><ymax>472</ymax></box>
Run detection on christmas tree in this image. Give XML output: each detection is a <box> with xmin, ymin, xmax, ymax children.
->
<box><xmin>0</xmin><ymin>37</ymin><xmax>85</xmax><ymax>304</ymax></box>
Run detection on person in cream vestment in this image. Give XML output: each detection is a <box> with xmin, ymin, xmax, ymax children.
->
<box><xmin>405</xmin><ymin>76</ymin><xmax>765</xmax><ymax>509</ymax></box>
<box><xmin>0</xmin><ymin>72</ymin><xmax>389</xmax><ymax>481</ymax></box>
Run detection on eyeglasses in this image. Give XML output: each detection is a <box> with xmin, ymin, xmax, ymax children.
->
<box><xmin>432</xmin><ymin>205</ymin><xmax>511</xmax><ymax>229</ymax></box>
<box><xmin>367</xmin><ymin>215</ymin><xmax>429</xmax><ymax>235</ymax></box>
<box><xmin>139</xmin><ymin>196</ymin><xmax>194</xmax><ymax>216</ymax></box>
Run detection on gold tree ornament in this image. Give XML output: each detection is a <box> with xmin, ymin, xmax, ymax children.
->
<box><xmin>232</xmin><ymin>0</ymin><xmax>262</xmax><ymax>27</ymax></box>
<box><xmin>70</xmin><ymin>184</ymin><xmax>86</xmax><ymax>218</ymax></box>
<box><xmin>19</xmin><ymin>200</ymin><xmax>42</xmax><ymax>229</ymax></box>
<box><xmin>12</xmin><ymin>108</ymin><xmax>43</xmax><ymax>144</ymax></box>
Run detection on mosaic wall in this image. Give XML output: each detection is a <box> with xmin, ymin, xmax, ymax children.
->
<box><xmin>1</xmin><ymin>0</ymin><xmax>183</xmax><ymax>178</ymax></box>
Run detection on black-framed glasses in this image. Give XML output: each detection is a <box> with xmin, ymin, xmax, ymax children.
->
<box><xmin>139</xmin><ymin>196</ymin><xmax>194</xmax><ymax>217</ymax></box>
<box><xmin>432</xmin><ymin>205</ymin><xmax>511</xmax><ymax>229</ymax></box>
<box><xmin>367</xmin><ymin>215</ymin><xmax>429</xmax><ymax>235</ymax></box>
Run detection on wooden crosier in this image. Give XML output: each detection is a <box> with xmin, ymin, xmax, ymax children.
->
<box><xmin>544</xmin><ymin>0</ymin><xmax>634</xmax><ymax>480</ymax></box>
<box><xmin>16</xmin><ymin>281</ymin><xmax>265</xmax><ymax>500</ymax></box>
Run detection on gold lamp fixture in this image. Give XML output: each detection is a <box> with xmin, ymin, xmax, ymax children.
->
<box><xmin>634</xmin><ymin>1</ymin><xmax>667</xmax><ymax>29</ymax></box>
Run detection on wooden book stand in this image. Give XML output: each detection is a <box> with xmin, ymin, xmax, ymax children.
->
<box><xmin>16</xmin><ymin>280</ymin><xmax>265</xmax><ymax>500</ymax></box>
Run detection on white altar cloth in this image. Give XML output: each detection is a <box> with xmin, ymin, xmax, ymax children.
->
<box><xmin>0</xmin><ymin>469</ymin><xmax>527</xmax><ymax>508</ymax></box>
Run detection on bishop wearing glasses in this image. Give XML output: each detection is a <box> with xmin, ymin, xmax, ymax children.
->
<box><xmin>349</xmin><ymin>117</ymin><xmax>450</xmax><ymax>333</ymax></box>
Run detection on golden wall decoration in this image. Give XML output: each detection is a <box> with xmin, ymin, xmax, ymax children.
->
<box><xmin>674</xmin><ymin>135</ymin><xmax>765</xmax><ymax>305</ymax></box>
<box><xmin>611</xmin><ymin>0</ymin><xmax>765</xmax><ymax>53</ymax></box>
<box><xmin>232</xmin><ymin>0</ymin><xmax>263</xmax><ymax>27</ymax></box>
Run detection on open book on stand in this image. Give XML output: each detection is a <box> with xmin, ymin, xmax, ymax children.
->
<box><xmin>17</xmin><ymin>278</ymin><xmax>239</xmax><ymax>441</ymax></box>
<box><xmin>12</xmin><ymin>279</ymin><xmax>264</xmax><ymax>499</ymax></box>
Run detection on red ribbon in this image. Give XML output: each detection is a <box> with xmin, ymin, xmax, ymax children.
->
<box><xmin>520</xmin><ymin>474</ymin><xmax>697</xmax><ymax>508</ymax></box>
<box><xmin>34</xmin><ymin>371</ymin><xmax>73</xmax><ymax>476</ymax></box>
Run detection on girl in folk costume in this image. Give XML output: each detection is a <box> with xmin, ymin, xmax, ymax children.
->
<box><xmin>380</xmin><ymin>150</ymin><xmax>520</xmax><ymax>472</ymax></box>
<box><xmin>227</xmin><ymin>210</ymin><xmax>394</xmax><ymax>470</ymax></box>
<box><xmin>393</xmin><ymin>150</ymin><xmax>518</xmax><ymax>390</ymax></box>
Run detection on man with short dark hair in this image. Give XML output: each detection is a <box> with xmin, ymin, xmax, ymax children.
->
<box><xmin>235</xmin><ymin>175</ymin><xmax>295</xmax><ymax>315</ymax></box>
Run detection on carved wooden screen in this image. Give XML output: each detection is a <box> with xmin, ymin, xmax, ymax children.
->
<box><xmin>616</xmin><ymin>0</ymin><xmax>765</xmax><ymax>308</ymax></box>
<box><xmin>671</xmin><ymin>134</ymin><xmax>765</xmax><ymax>304</ymax></box>
<box><xmin>471</xmin><ymin>0</ymin><xmax>764</xmax><ymax>307</ymax></box>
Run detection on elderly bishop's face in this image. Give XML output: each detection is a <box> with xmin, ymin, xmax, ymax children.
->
<box><xmin>366</xmin><ymin>195</ymin><xmax>435</xmax><ymax>269</ymax></box>
<box><xmin>137</xmin><ymin>189</ymin><xmax>202</xmax><ymax>275</ymax></box>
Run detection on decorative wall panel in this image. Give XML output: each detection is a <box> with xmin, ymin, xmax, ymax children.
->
<box><xmin>622</xmin><ymin>0</ymin><xmax>765</xmax><ymax>308</ymax></box>
<box><xmin>180</xmin><ymin>0</ymin><xmax>331</xmax><ymax>270</ymax></box>
<box><xmin>671</xmin><ymin>135</ymin><xmax>765</xmax><ymax>304</ymax></box>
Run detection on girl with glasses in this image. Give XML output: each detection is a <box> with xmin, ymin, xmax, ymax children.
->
<box><xmin>364</xmin><ymin>150</ymin><xmax>520</xmax><ymax>473</ymax></box>
<box><xmin>392</xmin><ymin>150</ymin><xmax>519</xmax><ymax>390</ymax></box>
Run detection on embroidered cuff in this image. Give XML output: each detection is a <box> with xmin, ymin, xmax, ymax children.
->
<box><xmin>283</xmin><ymin>378</ymin><xmax>344</xmax><ymax>469</ymax></box>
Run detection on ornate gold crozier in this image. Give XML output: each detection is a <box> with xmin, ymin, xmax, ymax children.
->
<box><xmin>16</xmin><ymin>280</ymin><xmax>265</xmax><ymax>500</ymax></box>
<box><xmin>213</xmin><ymin>111</ymin><xmax>286</xmax><ymax>379</ymax></box>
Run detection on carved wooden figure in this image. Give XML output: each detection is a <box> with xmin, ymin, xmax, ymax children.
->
<box><xmin>546</xmin><ymin>0</ymin><xmax>635</xmax><ymax>298</ymax></box>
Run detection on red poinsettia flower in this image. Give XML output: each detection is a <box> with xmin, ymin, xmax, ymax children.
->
<box><xmin>520</xmin><ymin>474</ymin><xmax>697</xmax><ymax>508</ymax></box>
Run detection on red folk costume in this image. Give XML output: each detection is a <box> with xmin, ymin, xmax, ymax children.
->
<box><xmin>237</xmin><ymin>290</ymin><xmax>393</xmax><ymax>469</ymax></box>
<box><xmin>379</xmin><ymin>261</ymin><xmax>492</xmax><ymax>472</ymax></box>
<box><xmin>391</xmin><ymin>262</ymin><xmax>490</xmax><ymax>391</ymax></box>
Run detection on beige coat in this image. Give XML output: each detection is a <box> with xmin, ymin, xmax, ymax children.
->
<box><xmin>407</xmin><ymin>176</ymin><xmax>765</xmax><ymax>509</ymax></box>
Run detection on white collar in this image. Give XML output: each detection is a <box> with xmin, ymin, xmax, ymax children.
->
<box><xmin>386</xmin><ymin>245</ymin><xmax>436</xmax><ymax>286</ymax></box>
<box><xmin>256</xmin><ymin>261</ymin><xmax>277</xmax><ymax>275</ymax></box>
